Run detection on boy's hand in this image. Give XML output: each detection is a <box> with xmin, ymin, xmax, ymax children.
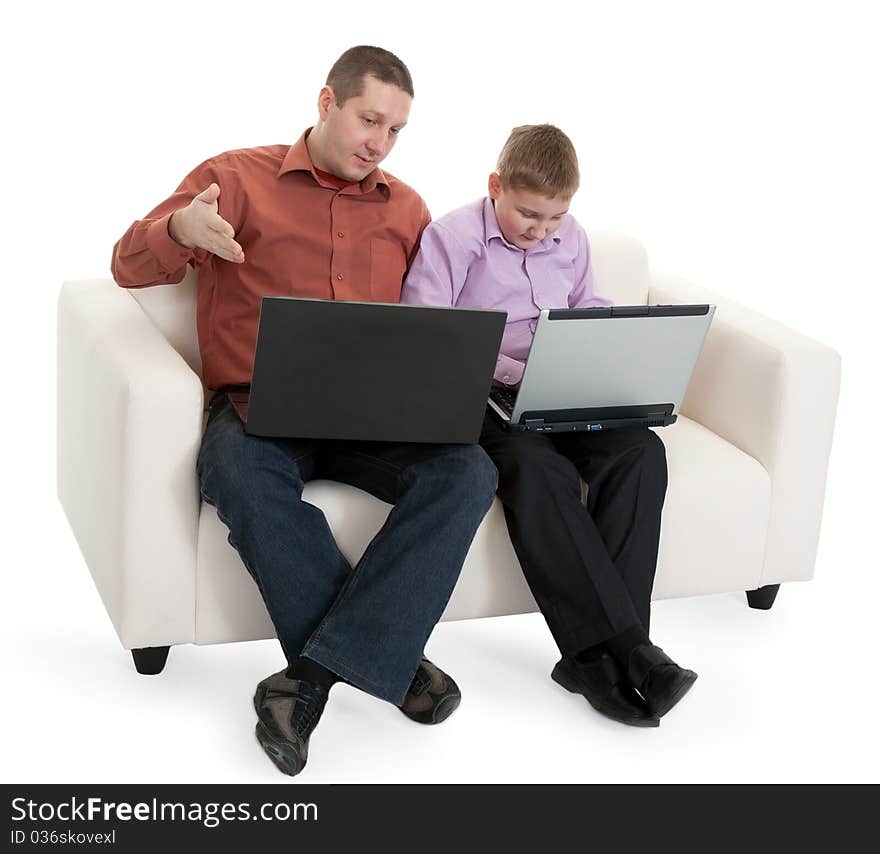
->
<box><xmin>168</xmin><ymin>183</ymin><xmax>245</xmax><ymax>263</ymax></box>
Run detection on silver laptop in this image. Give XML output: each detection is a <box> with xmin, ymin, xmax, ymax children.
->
<box><xmin>488</xmin><ymin>304</ymin><xmax>715</xmax><ymax>433</ymax></box>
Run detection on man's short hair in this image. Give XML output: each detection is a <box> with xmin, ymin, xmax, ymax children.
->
<box><xmin>496</xmin><ymin>124</ymin><xmax>580</xmax><ymax>199</ymax></box>
<box><xmin>326</xmin><ymin>46</ymin><xmax>414</xmax><ymax>106</ymax></box>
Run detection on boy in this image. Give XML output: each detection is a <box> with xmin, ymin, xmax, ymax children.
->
<box><xmin>401</xmin><ymin>125</ymin><xmax>696</xmax><ymax>726</ymax></box>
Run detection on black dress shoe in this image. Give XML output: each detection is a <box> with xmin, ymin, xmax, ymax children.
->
<box><xmin>552</xmin><ymin>654</ymin><xmax>659</xmax><ymax>727</ymax></box>
<box><xmin>627</xmin><ymin>644</ymin><xmax>697</xmax><ymax>718</ymax></box>
<box><xmin>400</xmin><ymin>659</ymin><xmax>461</xmax><ymax>724</ymax></box>
<box><xmin>253</xmin><ymin>670</ymin><xmax>329</xmax><ymax>777</ymax></box>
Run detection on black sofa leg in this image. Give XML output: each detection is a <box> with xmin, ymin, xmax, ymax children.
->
<box><xmin>131</xmin><ymin>646</ymin><xmax>170</xmax><ymax>675</ymax></box>
<box><xmin>746</xmin><ymin>584</ymin><xmax>780</xmax><ymax>611</ymax></box>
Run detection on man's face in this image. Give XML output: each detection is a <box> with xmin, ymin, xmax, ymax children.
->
<box><xmin>488</xmin><ymin>172</ymin><xmax>571</xmax><ymax>251</ymax></box>
<box><xmin>312</xmin><ymin>74</ymin><xmax>412</xmax><ymax>181</ymax></box>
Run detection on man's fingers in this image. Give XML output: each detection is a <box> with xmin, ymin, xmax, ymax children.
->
<box><xmin>207</xmin><ymin>216</ymin><xmax>236</xmax><ymax>240</ymax></box>
<box><xmin>187</xmin><ymin>197</ymin><xmax>241</xmax><ymax>260</ymax></box>
<box><xmin>210</xmin><ymin>237</ymin><xmax>245</xmax><ymax>263</ymax></box>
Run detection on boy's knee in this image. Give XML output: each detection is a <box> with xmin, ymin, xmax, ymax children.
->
<box><xmin>642</xmin><ymin>430</ymin><xmax>668</xmax><ymax>471</ymax></box>
<box><xmin>497</xmin><ymin>446</ymin><xmax>571</xmax><ymax>491</ymax></box>
<box><xmin>622</xmin><ymin>430</ymin><xmax>668</xmax><ymax>495</ymax></box>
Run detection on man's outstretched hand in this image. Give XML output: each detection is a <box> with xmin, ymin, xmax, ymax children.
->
<box><xmin>168</xmin><ymin>183</ymin><xmax>245</xmax><ymax>263</ymax></box>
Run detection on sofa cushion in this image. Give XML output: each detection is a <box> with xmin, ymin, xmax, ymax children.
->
<box><xmin>194</xmin><ymin>415</ymin><xmax>769</xmax><ymax>645</ymax></box>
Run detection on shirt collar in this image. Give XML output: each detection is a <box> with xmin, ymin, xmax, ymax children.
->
<box><xmin>278</xmin><ymin>128</ymin><xmax>390</xmax><ymax>197</ymax></box>
<box><xmin>481</xmin><ymin>196</ymin><xmax>563</xmax><ymax>252</ymax></box>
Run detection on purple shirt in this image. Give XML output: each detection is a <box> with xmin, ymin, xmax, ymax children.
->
<box><xmin>401</xmin><ymin>197</ymin><xmax>612</xmax><ymax>385</ymax></box>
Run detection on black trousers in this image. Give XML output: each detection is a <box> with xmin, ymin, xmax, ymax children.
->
<box><xmin>480</xmin><ymin>411</ymin><xmax>668</xmax><ymax>656</ymax></box>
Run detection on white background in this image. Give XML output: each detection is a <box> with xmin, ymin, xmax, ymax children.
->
<box><xmin>2</xmin><ymin>0</ymin><xmax>878</xmax><ymax>783</ymax></box>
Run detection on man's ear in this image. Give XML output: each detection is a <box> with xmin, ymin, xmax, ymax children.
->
<box><xmin>317</xmin><ymin>85</ymin><xmax>336</xmax><ymax>121</ymax></box>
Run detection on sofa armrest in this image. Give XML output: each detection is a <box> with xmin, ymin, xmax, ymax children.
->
<box><xmin>649</xmin><ymin>273</ymin><xmax>841</xmax><ymax>585</ymax></box>
<box><xmin>57</xmin><ymin>278</ymin><xmax>204</xmax><ymax>649</ymax></box>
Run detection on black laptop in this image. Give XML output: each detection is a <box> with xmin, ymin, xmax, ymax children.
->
<box><xmin>245</xmin><ymin>298</ymin><xmax>506</xmax><ymax>444</ymax></box>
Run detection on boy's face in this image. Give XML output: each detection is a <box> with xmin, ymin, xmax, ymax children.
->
<box><xmin>488</xmin><ymin>172</ymin><xmax>571</xmax><ymax>250</ymax></box>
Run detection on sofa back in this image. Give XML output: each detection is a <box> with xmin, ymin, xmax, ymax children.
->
<box><xmin>128</xmin><ymin>230</ymin><xmax>651</xmax><ymax>378</ymax></box>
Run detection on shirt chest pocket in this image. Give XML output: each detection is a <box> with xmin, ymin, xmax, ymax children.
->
<box><xmin>369</xmin><ymin>239</ymin><xmax>408</xmax><ymax>303</ymax></box>
<box><xmin>534</xmin><ymin>258</ymin><xmax>578</xmax><ymax>308</ymax></box>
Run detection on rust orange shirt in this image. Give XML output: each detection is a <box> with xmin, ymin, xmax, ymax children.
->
<box><xmin>111</xmin><ymin>129</ymin><xmax>431</xmax><ymax>400</ymax></box>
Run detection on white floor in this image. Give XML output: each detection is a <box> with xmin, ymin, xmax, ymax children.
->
<box><xmin>4</xmin><ymin>503</ymin><xmax>878</xmax><ymax>784</ymax></box>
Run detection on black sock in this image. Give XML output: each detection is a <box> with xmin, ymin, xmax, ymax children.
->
<box><xmin>286</xmin><ymin>656</ymin><xmax>340</xmax><ymax>690</ymax></box>
<box><xmin>604</xmin><ymin>625</ymin><xmax>651</xmax><ymax>671</ymax></box>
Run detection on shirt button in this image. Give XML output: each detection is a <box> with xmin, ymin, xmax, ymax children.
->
<box><xmin>336</xmin><ymin>274</ymin><xmax>344</xmax><ymax>281</ymax></box>
<box><xmin>337</xmin><ymin>231</ymin><xmax>344</xmax><ymax>238</ymax></box>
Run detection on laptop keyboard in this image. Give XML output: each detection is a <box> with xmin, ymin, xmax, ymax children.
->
<box><xmin>490</xmin><ymin>387</ymin><xmax>518</xmax><ymax>416</ymax></box>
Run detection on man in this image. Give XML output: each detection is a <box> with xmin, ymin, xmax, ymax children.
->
<box><xmin>111</xmin><ymin>46</ymin><xmax>498</xmax><ymax>777</ymax></box>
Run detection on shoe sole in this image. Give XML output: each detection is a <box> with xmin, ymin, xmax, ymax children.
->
<box><xmin>648</xmin><ymin>671</ymin><xmax>698</xmax><ymax>718</ymax></box>
<box><xmin>551</xmin><ymin>662</ymin><xmax>659</xmax><ymax>728</ymax></box>
<box><xmin>253</xmin><ymin>685</ymin><xmax>309</xmax><ymax>777</ymax></box>
<box><xmin>254</xmin><ymin>720</ymin><xmax>306</xmax><ymax>777</ymax></box>
<box><xmin>432</xmin><ymin>693</ymin><xmax>461</xmax><ymax>724</ymax></box>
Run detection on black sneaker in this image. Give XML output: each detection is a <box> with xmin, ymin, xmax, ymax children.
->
<box><xmin>552</xmin><ymin>654</ymin><xmax>660</xmax><ymax>727</ymax></box>
<box><xmin>400</xmin><ymin>658</ymin><xmax>461</xmax><ymax>724</ymax></box>
<box><xmin>626</xmin><ymin>644</ymin><xmax>697</xmax><ymax>718</ymax></box>
<box><xmin>253</xmin><ymin>670</ymin><xmax>329</xmax><ymax>776</ymax></box>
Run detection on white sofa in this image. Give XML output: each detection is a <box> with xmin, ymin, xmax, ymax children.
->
<box><xmin>57</xmin><ymin>232</ymin><xmax>841</xmax><ymax>674</ymax></box>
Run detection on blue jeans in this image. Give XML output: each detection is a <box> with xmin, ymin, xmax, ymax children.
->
<box><xmin>196</xmin><ymin>395</ymin><xmax>498</xmax><ymax>705</ymax></box>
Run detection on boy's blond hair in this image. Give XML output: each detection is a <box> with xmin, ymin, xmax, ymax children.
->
<box><xmin>496</xmin><ymin>124</ymin><xmax>580</xmax><ymax>199</ymax></box>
